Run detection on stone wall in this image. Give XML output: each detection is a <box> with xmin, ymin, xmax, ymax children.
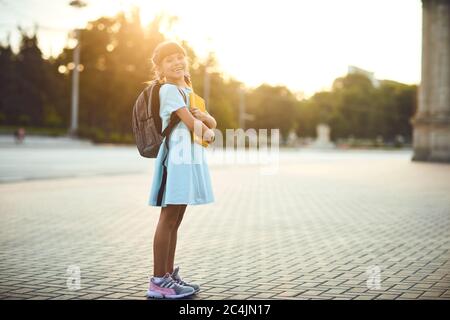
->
<box><xmin>412</xmin><ymin>0</ymin><xmax>450</xmax><ymax>162</ymax></box>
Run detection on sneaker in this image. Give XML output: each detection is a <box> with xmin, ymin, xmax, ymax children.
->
<box><xmin>146</xmin><ymin>273</ymin><xmax>195</xmax><ymax>299</ymax></box>
<box><xmin>171</xmin><ymin>266</ymin><xmax>200</xmax><ymax>293</ymax></box>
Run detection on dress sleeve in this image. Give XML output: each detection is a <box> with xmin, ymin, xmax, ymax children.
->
<box><xmin>160</xmin><ymin>84</ymin><xmax>188</xmax><ymax>117</ymax></box>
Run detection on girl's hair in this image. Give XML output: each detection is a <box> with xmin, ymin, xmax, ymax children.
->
<box><xmin>150</xmin><ymin>40</ymin><xmax>191</xmax><ymax>85</ymax></box>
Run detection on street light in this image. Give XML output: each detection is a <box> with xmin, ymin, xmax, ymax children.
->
<box><xmin>203</xmin><ymin>53</ymin><xmax>211</xmax><ymax>109</ymax></box>
<box><xmin>203</xmin><ymin>37</ymin><xmax>213</xmax><ymax>110</ymax></box>
<box><xmin>68</xmin><ymin>0</ymin><xmax>87</xmax><ymax>137</ymax></box>
<box><xmin>238</xmin><ymin>84</ymin><xmax>254</xmax><ymax>130</ymax></box>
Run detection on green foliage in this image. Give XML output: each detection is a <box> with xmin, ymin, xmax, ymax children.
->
<box><xmin>296</xmin><ymin>74</ymin><xmax>417</xmax><ymax>144</ymax></box>
<box><xmin>0</xmin><ymin>10</ymin><xmax>417</xmax><ymax>146</ymax></box>
<box><xmin>247</xmin><ymin>84</ymin><xmax>298</xmax><ymax>143</ymax></box>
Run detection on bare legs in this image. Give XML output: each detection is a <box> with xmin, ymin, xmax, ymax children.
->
<box><xmin>166</xmin><ymin>205</ymin><xmax>186</xmax><ymax>274</ymax></box>
<box><xmin>153</xmin><ymin>204</ymin><xmax>187</xmax><ymax>277</ymax></box>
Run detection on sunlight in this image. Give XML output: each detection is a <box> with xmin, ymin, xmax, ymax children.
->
<box><xmin>31</xmin><ymin>0</ymin><xmax>420</xmax><ymax>96</ymax></box>
<box><xmin>116</xmin><ymin>0</ymin><xmax>421</xmax><ymax>96</ymax></box>
<box><xmin>131</xmin><ymin>0</ymin><xmax>214</xmax><ymax>60</ymax></box>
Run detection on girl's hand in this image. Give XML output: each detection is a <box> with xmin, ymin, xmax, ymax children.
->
<box><xmin>190</xmin><ymin>107</ymin><xmax>208</xmax><ymax>122</ymax></box>
<box><xmin>203</xmin><ymin>128</ymin><xmax>215</xmax><ymax>143</ymax></box>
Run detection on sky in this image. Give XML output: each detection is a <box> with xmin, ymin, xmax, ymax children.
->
<box><xmin>0</xmin><ymin>0</ymin><xmax>422</xmax><ymax>97</ymax></box>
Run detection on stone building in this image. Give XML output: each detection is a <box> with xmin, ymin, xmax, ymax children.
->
<box><xmin>412</xmin><ymin>0</ymin><xmax>450</xmax><ymax>162</ymax></box>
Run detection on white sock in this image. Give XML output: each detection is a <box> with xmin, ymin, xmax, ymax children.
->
<box><xmin>152</xmin><ymin>276</ymin><xmax>165</xmax><ymax>284</ymax></box>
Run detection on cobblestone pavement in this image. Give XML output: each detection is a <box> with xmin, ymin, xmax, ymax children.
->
<box><xmin>0</xmin><ymin>149</ymin><xmax>449</xmax><ymax>300</ymax></box>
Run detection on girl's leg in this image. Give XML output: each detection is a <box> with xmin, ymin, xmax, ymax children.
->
<box><xmin>153</xmin><ymin>205</ymin><xmax>181</xmax><ymax>277</ymax></box>
<box><xmin>166</xmin><ymin>205</ymin><xmax>187</xmax><ymax>274</ymax></box>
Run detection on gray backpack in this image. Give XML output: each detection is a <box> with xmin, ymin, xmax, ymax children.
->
<box><xmin>132</xmin><ymin>80</ymin><xmax>187</xmax><ymax>158</ymax></box>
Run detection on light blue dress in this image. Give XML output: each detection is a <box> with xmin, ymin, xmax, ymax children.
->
<box><xmin>148</xmin><ymin>83</ymin><xmax>215</xmax><ymax>207</ymax></box>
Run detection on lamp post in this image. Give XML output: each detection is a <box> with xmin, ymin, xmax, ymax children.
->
<box><xmin>203</xmin><ymin>37</ymin><xmax>213</xmax><ymax>110</ymax></box>
<box><xmin>238</xmin><ymin>85</ymin><xmax>245</xmax><ymax>130</ymax></box>
<box><xmin>68</xmin><ymin>0</ymin><xmax>87</xmax><ymax>138</ymax></box>
<box><xmin>238</xmin><ymin>84</ymin><xmax>254</xmax><ymax>130</ymax></box>
<box><xmin>203</xmin><ymin>56</ymin><xmax>211</xmax><ymax>108</ymax></box>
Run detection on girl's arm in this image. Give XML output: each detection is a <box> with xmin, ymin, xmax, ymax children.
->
<box><xmin>202</xmin><ymin>112</ymin><xmax>217</xmax><ymax>130</ymax></box>
<box><xmin>174</xmin><ymin>107</ymin><xmax>215</xmax><ymax>142</ymax></box>
<box><xmin>190</xmin><ymin>108</ymin><xmax>217</xmax><ymax>129</ymax></box>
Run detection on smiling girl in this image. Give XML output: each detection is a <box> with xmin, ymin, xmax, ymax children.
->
<box><xmin>146</xmin><ymin>41</ymin><xmax>216</xmax><ymax>299</ymax></box>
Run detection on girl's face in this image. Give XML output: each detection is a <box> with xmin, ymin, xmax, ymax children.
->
<box><xmin>159</xmin><ymin>52</ymin><xmax>187</xmax><ymax>82</ymax></box>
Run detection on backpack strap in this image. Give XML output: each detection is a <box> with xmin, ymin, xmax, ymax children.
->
<box><xmin>178</xmin><ymin>88</ymin><xmax>188</xmax><ymax>104</ymax></box>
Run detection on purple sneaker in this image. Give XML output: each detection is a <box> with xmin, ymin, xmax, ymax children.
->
<box><xmin>146</xmin><ymin>273</ymin><xmax>195</xmax><ymax>299</ymax></box>
<box><xmin>171</xmin><ymin>266</ymin><xmax>200</xmax><ymax>293</ymax></box>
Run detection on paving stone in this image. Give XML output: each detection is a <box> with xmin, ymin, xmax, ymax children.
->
<box><xmin>398</xmin><ymin>292</ymin><xmax>424</xmax><ymax>299</ymax></box>
<box><xmin>0</xmin><ymin>149</ymin><xmax>449</xmax><ymax>300</ymax></box>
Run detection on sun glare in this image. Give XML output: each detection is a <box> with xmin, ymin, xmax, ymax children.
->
<box><xmin>59</xmin><ymin>0</ymin><xmax>421</xmax><ymax>96</ymax></box>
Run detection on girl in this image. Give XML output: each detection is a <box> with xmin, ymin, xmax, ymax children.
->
<box><xmin>146</xmin><ymin>41</ymin><xmax>217</xmax><ymax>299</ymax></box>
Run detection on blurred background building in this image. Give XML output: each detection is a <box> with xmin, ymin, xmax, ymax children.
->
<box><xmin>412</xmin><ymin>0</ymin><xmax>450</xmax><ymax>162</ymax></box>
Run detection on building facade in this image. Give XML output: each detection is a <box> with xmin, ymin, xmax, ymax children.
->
<box><xmin>412</xmin><ymin>0</ymin><xmax>450</xmax><ymax>162</ymax></box>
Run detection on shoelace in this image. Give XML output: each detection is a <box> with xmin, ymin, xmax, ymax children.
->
<box><xmin>173</xmin><ymin>275</ymin><xmax>186</xmax><ymax>286</ymax></box>
<box><xmin>166</xmin><ymin>277</ymin><xmax>181</xmax><ymax>288</ymax></box>
<box><xmin>153</xmin><ymin>276</ymin><xmax>177</xmax><ymax>288</ymax></box>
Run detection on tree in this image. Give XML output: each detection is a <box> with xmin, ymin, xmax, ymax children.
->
<box><xmin>247</xmin><ymin>84</ymin><xmax>297</xmax><ymax>143</ymax></box>
<box><xmin>0</xmin><ymin>11</ymin><xmax>417</xmax><ymax>146</ymax></box>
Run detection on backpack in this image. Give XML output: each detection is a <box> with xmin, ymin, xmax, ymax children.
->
<box><xmin>131</xmin><ymin>80</ymin><xmax>186</xmax><ymax>158</ymax></box>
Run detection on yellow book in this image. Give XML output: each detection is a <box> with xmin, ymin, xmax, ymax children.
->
<box><xmin>189</xmin><ymin>90</ymin><xmax>210</xmax><ymax>148</ymax></box>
